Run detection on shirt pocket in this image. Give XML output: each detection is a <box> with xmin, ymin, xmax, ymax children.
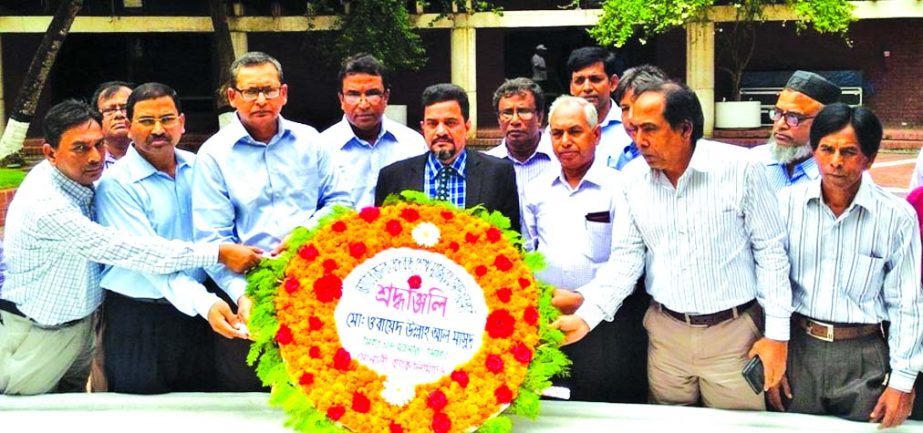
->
<box><xmin>847</xmin><ymin>253</ymin><xmax>886</xmax><ymax>300</ymax></box>
<box><xmin>584</xmin><ymin>221</ymin><xmax>612</xmax><ymax>263</ymax></box>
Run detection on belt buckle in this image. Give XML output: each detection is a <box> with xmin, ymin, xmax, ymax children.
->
<box><xmin>806</xmin><ymin>319</ymin><xmax>834</xmax><ymax>342</ymax></box>
<box><xmin>684</xmin><ymin>313</ymin><xmax>708</xmax><ymax>328</ymax></box>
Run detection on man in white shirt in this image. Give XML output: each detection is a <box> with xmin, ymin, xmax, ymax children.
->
<box><xmin>319</xmin><ymin>53</ymin><xmax>426</xmax><ymax>208</ymax></box>
<box><xmin>553</xmin><ymin>81</ymin><xmax>792</xmax><ymax>410</ymax></box>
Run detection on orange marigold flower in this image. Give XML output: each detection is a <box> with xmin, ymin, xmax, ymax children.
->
<box><xmin>485</xmin><ymin>309</ymin><xmax>516</xmax><ymax>338</ymax></box>
<box><xmin>485</xmin><ymin>354</ymin><xmax>504</xmax><ymax>373</ymax></box>
<box><xmin>313</xmin><ymin>274</ymin><xmax>343</xmax><ymax>303</ymax></box>
<box><xmin>359</xmin><ymin>207</ymin><xmax>380</xmax><ymax>222</ymax></box>
<box><xmin>495</xmin><ymin>384</ymin><xmax>513</xmax><ymax>404</ymax></box>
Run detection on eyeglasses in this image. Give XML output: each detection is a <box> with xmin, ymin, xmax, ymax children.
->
<box><xmin>233</xmin><ymin>86</ymin><xmax>282</xmax><ymax>101</ymax></box>
<box><xmin>101</xmin><ymin>104</ymin><xmax>127</xmax><ymax>117</ymax></box>
<box><xmin>769</xmin><ymin>108</ymin><xmax>815</xmax><ymax>127</ymax></box>
<box><xmin>499</xmin><ymin>108</ymin><xmax>536</xmax><ymax>121</ymax></box>
<box><xmin>342</xmin><ymin>90</ymin><xmax>384</xmax><ymax>105</ymax></box>
<box><xmin>134</xmin><ymin>115</ymin><xmax>180</xmax><ymax>128</ymax></box>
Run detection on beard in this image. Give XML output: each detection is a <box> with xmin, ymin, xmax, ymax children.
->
<box><xmin>769</xmin><ymin>137</ymin><xmax>813</xmax><ymax>164</ymax></box>
<box><xmin>435</xmin><ymin>148</ymin><xmax>456</xmax><ymax>162</ymax></box>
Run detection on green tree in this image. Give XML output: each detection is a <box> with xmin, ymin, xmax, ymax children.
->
<box><xmin>587</xmin><ymin>0</ymin><xmax>855</xmax><ymax>100</ymax></box>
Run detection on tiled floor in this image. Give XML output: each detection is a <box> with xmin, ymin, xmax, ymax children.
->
<box><xmin>869</xmin><ymin>151</ymin><xmax>918</xmax><ymax>196</ymax></box>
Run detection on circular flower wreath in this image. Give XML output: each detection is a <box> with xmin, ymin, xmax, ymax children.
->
<box><xmin>246</xmin><ymin>191</ymin><xmax>568</xmax><ymax>433</ymax></box>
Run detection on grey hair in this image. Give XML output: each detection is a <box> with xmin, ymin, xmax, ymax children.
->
<box><xmin>229</xmin><ymin>51</ymin><xmax>284</xmax><ymax>88</ymax></box>
<box><xmin>548</xmin><ymin>95</ymin><xmax>598</xmax><ymax>129</ymax></box>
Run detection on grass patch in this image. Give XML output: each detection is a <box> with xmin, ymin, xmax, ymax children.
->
<box><xmin>0</xmin><ymin>168</ymin><xmax>26</xmax><ymax>189</ymax></box>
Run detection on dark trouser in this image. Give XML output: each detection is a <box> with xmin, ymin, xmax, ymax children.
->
<box><xmin>103</xmin><ymin>291</ymin><xmax>216</xmax><ymax>394</ymax></box>
<box><xmin>784</xmin><ymin>325</ymin><xmax>888</xmax><ymax>420</ymax></box>
<box><xmin>207</xmin><ymin>279</ymin><xmax>268</xmax><ymax>392</ymax></box>
<box><xmin>554</xmin><ymin>286</ymin><xmax>649</xmax><ymax>403</ymax></box>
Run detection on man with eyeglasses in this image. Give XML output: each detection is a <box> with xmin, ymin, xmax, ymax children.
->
<box><xmin>319</xmin><ymin>53</ymin><xmax>425</xmax><ymax>209</ymax></box>
<box><xmin>192</xmin><ymin>51</ymin><xmax>352</xmax><ymax>391</ymax></box>
<box><xmin>750</xmin><ymin>71</ymin><xmax>841</xmax><ymax>191</ymax></box>
<box><xmin>485</xmin><ymin>78</ymin><xmax>558</xmax><ymax>212</ymax></box>
<box><xmin>94</xmin><ymin>83</ymin><xmax>253</xmax><ymax>393</ymax></box>
<box><xmin>91</xmin><ymin>81</ymin><xmax>133</xmax><ymax>169</ymax></box>
<box><xmin>564</xmin><ymin>47</ymin><xmax>633</xmax><ymax>170</ymax></box>
<box><xmin>0</xmin><ymin>100</ymin><xmax>262</xmax><ymax>395</ymax></box>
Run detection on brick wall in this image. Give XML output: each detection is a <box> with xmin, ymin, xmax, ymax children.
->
<box><xmin>0</xmin><ymin>188</ymin><xmax>17</xmax><ymax>227</ymax></box>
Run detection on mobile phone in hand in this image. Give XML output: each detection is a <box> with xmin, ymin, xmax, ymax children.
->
<box><xmin>741</xmin><ymin>355</ymin><xmax>764</xmax><ymax>394</ymax></box>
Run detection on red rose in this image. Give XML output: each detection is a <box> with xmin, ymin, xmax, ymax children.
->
<box><xmin>308</xmin><ymin>316</ymin><xmax>324</xmax><ymax>331</ymax></box>
<box><xmin>349</xmin><ymin>242</ymin><xmax>367</xmax><ymax>259</ymax></box>
<box><xmin>496</xmin><ymin>288</ymin><xmax>512</xmax><ymax>303</ymax></box>
<box><xmin>322</xmin><ymin>259</ymin><xmax>339</xmax><ymax>273</ymax></box>
<box><xmin>352</xmin><ymin>392</ymin><xmax>371</xmax><ymax>413</ymax></box>
<box><xmin>486</xmin><ymin>227</ymin><xmax>502</xmax><ymax>242</ymax></box>
<box><xmin>400</xmin><ymin>207</ymin><xmax>420</xmax><ymax>222</ymax></box>
<box><xmin>284</xmin><ymin>276</ymin><xmax>300</xmax><ymax>294</ymax></box>
<box><xmin>298</xmin><ymin>244</ymin><xmax>319</xmax><ymax>261</ymax></box>
<box><xmin>298</xmin><ymin>372</ymin><xmax>314</xmax><ymax>386</ymax></box>
<box><xmin>523</xmin><ymin>306</ymin><xmax>539</xmax><ymax>326</ymax></box>
<box><xmin>448</xmin><ymin>242</ymin><xmax>460</xmax><ymax>252</ymax></box>
<box><xmin>313</xmin><ymin>274</ymin><xmax>343</xmax><ymax>303</ymax></box>
<box><xmin>518</xmin><ymin>277</ymin><xmax>531</xmax><ymax>289</ymax></box>
<box><xmin>495</xmin><ymin>384</ymin><xmax>513</xmax><ymax>404</ymax></box>
<box><xmin>408</xmin><ymin>275</ymin><xmax>422</xmax><ymax>289</ymax></box>
<box><xmin>309</xmin><ymin>346</ymin><xmax>321</xmax><ymax>358</ymax></box>
<box><xmin>475</xmin><ymin>265</ymin><xmax>488</xmax><ymax>277</ymax></box>
<box><xmin>451</xmin><ymin>370</ymin><xmax>469</xmax><ymax>388</ymax></box>
<box><xmin>426</xmin><ymin>390</ymin><xmax>447</xmax><ymax>411</ymax></box>
<box><xmin>485</xmin><ymin>354</ymin><xmax>504</xmax><ymax>373</ymax></box>
<box><xmin>465</xmin><ymin>232</ymin><xmax>479</xmax><ymax>244</ymax></box>
<box><xmin>440</xmin><ymin>211</ymin><xmax>454</xmax><ymax>221</ymax></box>
<box><xmin>327</xmin><ymin>405</ymin><xmax>345</xmax><ymax>421</ymax></box>
<box><xmin>332</xmin><ymin>221</ymin><xmax>347</xmax><ymax>232</ymax></box>
<box><xmin>385</xmin><ymin>219</ymin><xmax>403</xmax><ymax>236</ymax></box>
<box><xmin>389</xmin><ymin>422</ymin><xmax>404</xmax><ymax>433</ymax></box>
<box><xmin>275</xmin><ymin>324</ymin><xmax>293</xmax><ymax>345</ymax></box>
<box><xmin>432</xmin><ymin>412</ymin><xmax>451</xmax><ymax>433</ymax></box>
<box><xmin>485</xmin><ymin>309</ymin><xmax>515</xmax><ymax>338</ymax></box>
<box><xmin>333</xmin><ymin>348</ymin><xmax>352</xmax><ymax>371</ymax></box>
<box><xmin>511</xmin><ymin>342</ymin><xmax>533</xmax><ymax>364</ymax></box>
<box><xmin>359</xmin><ymin>207</ymin><xmax>380</xmax><ymax>222</ymax></box>
<box><xmin>494</xmin><ymin>254</ymin><xmax>513</xmax><ymax>271</ymax></box>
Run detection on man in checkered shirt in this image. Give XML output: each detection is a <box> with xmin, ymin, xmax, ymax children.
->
<box><xmin>0</xmin><ymin>100</ymin><xmax>262</xmax><ymax>395</ymax></box>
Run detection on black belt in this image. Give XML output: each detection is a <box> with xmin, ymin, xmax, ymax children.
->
<box><xmin>0</xmin><ymin>298</ymin><xmax>83</xmax><ymax>330</ymax></box>
<box><xmin>660</xmin><ymin>300</ymin><xmax>757</xmax><ymax>327</ymax></box>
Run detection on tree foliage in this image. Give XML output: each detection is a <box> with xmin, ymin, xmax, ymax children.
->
<box><xmin>587</xmin><ymin>0</ymin><xmax>855</xmax><ymax>48</ymax></box>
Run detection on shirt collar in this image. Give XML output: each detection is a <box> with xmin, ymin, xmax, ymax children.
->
<box><xmin>122</xmin><ymin>145</ymin><xmax>192</xmax><ymax>183</ymax></box>
<box><xmin>759</xmin><ymin>144</ymin><xmax>820</xmax><ymax>182</ymax></box>
<box><xmin>427</xmin><ymin>149</ymin><xmax>468</xmax><ymax>178</ymax></box>
<box><xmin>599</xmin><ymin>99</ymin><xmax>622</xmax><ymax>128</ymax></box>
<box><xmin>686</xmin><ymin>138</ymin><xmax>718</xmax><ymax>173</ymax></box>
<box><xmin>498</xmin><ymin>131</ymin><xmax>554</xmax><ymax>164</ymax></box>
<box><xmin>553</xmin><ymin>156</ymin><xmax>609</xmax><ymax>190</ymax></box>
<box><xmin>50</xmin><ymin>164</ymin><xmax>95</xmax><ymax>205</ymax></box>
<box><xmin>804</xmin><ymin>172</ymin><xmax>876</xmax><ymax>216</ymax></box>
<box><xmin>228</xmin><ymin>113</ymin><xmax>292</xmax><ymax>146</ymax></box>
<box><xmin>339</xmin><ymin>115</ymin><xmax>397</xmax><ymax>149</ymax></box>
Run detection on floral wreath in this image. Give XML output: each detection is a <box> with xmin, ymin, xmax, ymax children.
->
<box><xmin>247</xmin><ymin>191</ymin><xmax>568</xmax><ymax>433</ymax></box>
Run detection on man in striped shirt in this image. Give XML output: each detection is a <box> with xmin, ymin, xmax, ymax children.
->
<box><xmin>751</xmin><ymin>71</ymin><xmax>841</xmax><ymax>191</ymax></box>
<box><xmin>770</xmin><ymin>103</ymin><xmax>922</xmax><ymax>428</ymax></box>
<box><xmin>553</xmin><ymin>81</ymin><xmax>792</xmax><ymax>410</ymax></box>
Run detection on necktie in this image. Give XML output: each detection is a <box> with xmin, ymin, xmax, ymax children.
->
<box><xmin>436</xmin><ymin>166</ymin><xmax>456</xmax><ymax>201</ymax></box>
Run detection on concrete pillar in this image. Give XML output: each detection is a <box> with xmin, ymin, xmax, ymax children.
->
<box><xmin>451</xmin><ymin>22</ymin><xmax>477</xmax><ymax>136</ymax></box>
<box><xmin>0</xmin><ymin>36</ymin><xmax>5</xmax><ymax>133</ymax></box>
<box><xmin>686</xmin><ymin>21</ymin><xmax>715</xmax><ymax>137</ymax></box>
<box><xmin>231</xmin><ymin>1</ymin><xmax>248</xmax><ymax>56</ymax></box>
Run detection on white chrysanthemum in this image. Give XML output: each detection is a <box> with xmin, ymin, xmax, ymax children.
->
<box><xmin>381</xmin><ymin>377</ymin><xmax>416</xmax><ymax>407</ymax></box>
<box><xmin>411</xmin><ymin>222</ymin><xmax>441</xmax><ymax>247</ymax></box>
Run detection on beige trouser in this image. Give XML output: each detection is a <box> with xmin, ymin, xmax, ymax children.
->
<box><xmin>643</xmin><ymin>304</ymin><xmax>765</xmax><ymax>410</ymax></box>
<box><xmin>0</xmin><ymin>310</ymin><xmax>94</xmax><ymax>395</ymax></box>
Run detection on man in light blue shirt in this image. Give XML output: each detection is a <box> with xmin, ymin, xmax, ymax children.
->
<box><xmin>750</xmin><ymin>70</ymin><xmax>841</xmax><ymax>191</ymax></box>
<box><xmin>565</xmin><ymin>47</ymin><xmax>633</xmax><ymax>170</ymax></box>
<box><xmin>320</xmin><ymin>54</ymin><xmax>426</xmax><ymax>209</ymax></box>
<box><xmin>612</xmin><ymin>65</ymin><xmax>667</xmax><ymax>170</ymax></box>
<box><xmin>96</xmin><ymin>83</ymin><xmax>248</xmax><ymax>393</ymax></box>
<box><xmin>485</xmin><ymin>78</ymin><xmax>558</xmax><ymax>213</ymax></box>
<box><xmin>193</xmin><ymin>52</ymin><xmax>351</xmax><ymax>390</ymax></box>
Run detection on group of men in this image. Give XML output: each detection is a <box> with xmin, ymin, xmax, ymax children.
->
<box><xmin>0</xmin><ymin>45</ymin><xmax>919</xmax><ymax>429</ymax></box>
